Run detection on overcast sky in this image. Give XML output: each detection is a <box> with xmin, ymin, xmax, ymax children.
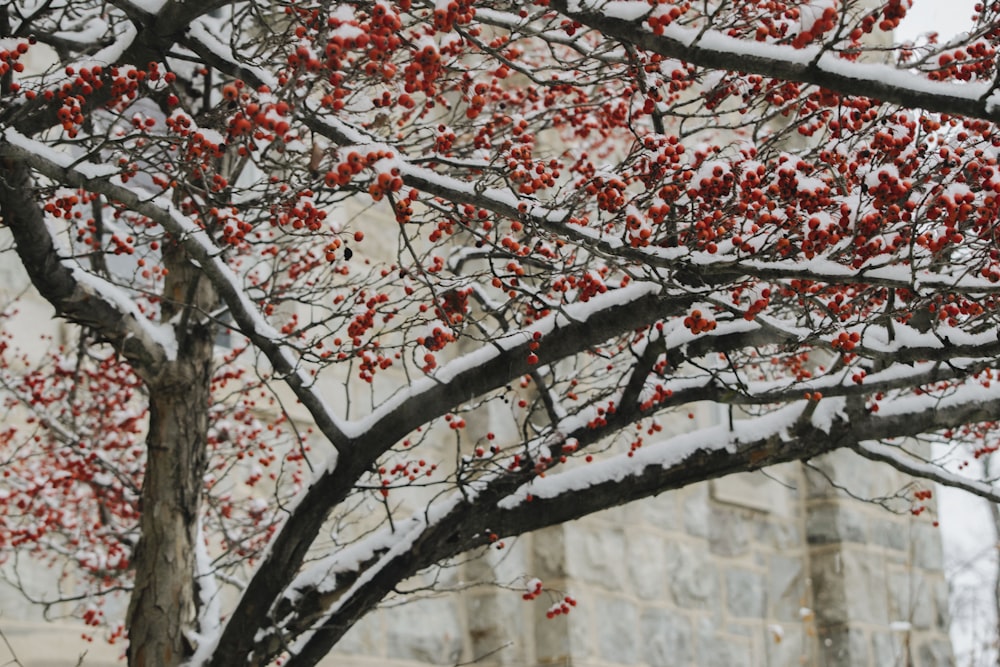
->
<box><xmin>897</xmin><ymin>0</ymin><xmax>980</xmax><ymax>41</ymax></box>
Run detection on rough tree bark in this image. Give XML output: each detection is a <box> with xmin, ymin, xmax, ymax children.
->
<box><xmin>0</xmin><ymin>143</ymin><xmax>216</xmax><ymax>664</ymax></box>
<box><xmin>126</xmin><ymin>246</ymin><xmax>216</xmax><ymax>667</ymax></box>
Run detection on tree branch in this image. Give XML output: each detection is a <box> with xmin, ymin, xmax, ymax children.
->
<box><xmin>0</xmin><ymin>149</ymin><xmax>170</xmax><ymax>377</ymax></box>
<box><xmin>852</xmin><ymin>440</ymin><xmax>1000</xmax><ymax>504</ymax></box>
<box><xmin>551</xmin><ymin>0</ymin><xmax>1000</xmax><ymax>125</ymax></box>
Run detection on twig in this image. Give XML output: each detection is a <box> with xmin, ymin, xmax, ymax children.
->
<box><xmin>0</xmin><ymin>621</ymin><xmax>25</xmax><ymax>667</ymax></box>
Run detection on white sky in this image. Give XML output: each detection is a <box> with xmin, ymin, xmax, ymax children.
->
<box><xmin>897</xmin><ymin>0</ymin><xmax>980</xmax><ymax>42</ymax></box>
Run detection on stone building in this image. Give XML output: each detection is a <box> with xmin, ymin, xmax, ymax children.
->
<box><xmin>0</xmin><ymin>220</ymin><xmax>955</xmax><ymax>667</ymax></box>
<box><xmin>318</xmin><ymin>453</ymin><xmax>953</xmax><ymax>667</ymax></box>
<box><xmin>0</xmin><ymin>444</ymin><xmax>954</xmax><ymax>667</ymax></box>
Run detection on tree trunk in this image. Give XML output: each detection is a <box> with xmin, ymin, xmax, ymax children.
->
<box><xmin>127</xmin><ymin>247</ymin><xmax>216</xmax><ymax>667</ymax></box>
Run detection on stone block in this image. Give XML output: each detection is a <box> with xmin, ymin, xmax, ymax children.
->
<box><xmin>596</xmin><ymin>595</ymin><xmax>639</xmax><ymax>664</ymax></box>
<box><xmin>565</xmin><ymin>522</ymin><xmax>625</xmax><ymax>589</ymax></box>
<box><xmin>818</xmin><ymin>626</ymin><xmax>869</xmax><ymax>667</ymax></box>
<box><xmin>754</xmin><ymin>517</ymin><xmax>801</xmax><ymax>550</ymax></box>
<box><xmin>696</xmin><ymin>618</ymin><xmax>749</xmax><ymax>667</ymax></box>
<box><xmin>385</xmin><ymin>597</ymin><xmax>464</xmax><ymax>665</ymax></box>
<box><xmin>534</xmin><ymin>610</ymin><xmax>572</xmax><ymax>664</ymax></box>
<box><xmin>805</xmin><ymin>449</ymin><xmax>903</xmax><ymax>501</ymax></box>
<box><xmin>597</xmin><ymin>503</ymin><xmax>629</xmax><ymax>526</ymax></box>
<box><xmin>871</xmin><ymin>631</ymin><xmax>903</xmax><ymax>667</ymax></box>
<box><xmin>465</xmin><ymin>592</ymin><xmax>525</xmax><ymax>664</ymax></box>
<box><xmin>887</xmin><ymin>569</ymin><xmax>933</xmax><ymax>630</ymax></box>
<box><xmin>532</xmin><ymin>525</ymin><xmax>567</xmax><ymax>580</ymax></box>
<box><xmin>639</xmin><ymin>607</ymin><xmax>692</xmax><ymax>666</ymax></box>
<box><xmin>932</xmin><ymin>578</ymin><xmax>951</xmax><ymax>631</ymax></box>
<box><xmin>665</xmin><ymin>541</ymin><xmax>719</xmax><ymax>610</ymax></box>
<box><xmin>764</xmin><ymin>624</ymin><xmax>811</xmax><ymax>667</ymax></box>
<box><xmin>641</xmin><ymin>492</ymin><xmax>681</xmax><ymax>531</ymax></box>
<box><xmin>335</xmin><ymin>611</ymin><xmax>382</xmax><ymax>656</ymax></box>
<box><xmin>912</xmin><ymin>522</ymin><xmax>944</xmax><ymax>571</ymax></box>
<box><xmin>725</xmin><ymin>622</ymin><xmax>754</xmax><ymax>637</ymax></box>
<box><xmin>768</xmin><ymin>554</ymin><xmax>805</xmax><ymax>622</ymax></box>
<box><xmin>726</xmin><ymin>567</ymin><xmax>765</xmax><ymax>618</ymax></box>
<box><xmin>683</xmin><ymin>484</ymin><xmax>710</xmax><ymax>538</ymax></box>
<box><xmin>869</xmin><ymin>517</ymin><xmax>907</xmax><ymax>551</ymax></box>
<box><xmin>841</xmin><ymin>549</ymin><xmax>889</xmax><ymax>624</ymax></box>
<box><xmin>917</xmin><ymin>639</ymin><xmax>952</xmax><ymax>667</ymax></box>
<box><xmin>712</xmin><ymin>468</ymin><xmax>794</xmax><ymax>516</ymax></box>
<box><xmin>806</xmin><ymin>503</ymin><xmax>867</xmax><ymax>545</ymax></box>
<box><xmin>809</xmin><ymin>551</ymin><xmax>847</xmax><ymax>626</ymax></box>
<box><xmin>471</xmin><ymin>535</ymin><xmax>528</xmax><ymax>582</ymax></box>
<box><xmin>708</xmin><ymin>507</ymin><xmax>751</xmax><ymax>557</ymax></box>
<box><xmin>626</xmin><ymin>530</ymin><xmax>668</xmax><ymax>600</ymax></box>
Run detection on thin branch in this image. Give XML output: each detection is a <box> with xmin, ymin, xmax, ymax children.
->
<box><xmin>852</xmin><ymin>440</ymin><xmax>1000</xmax><ymax>504</ymax></box>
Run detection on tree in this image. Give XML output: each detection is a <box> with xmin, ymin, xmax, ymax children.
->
<box><xmin>2</xmin><ymin>0</ymin><xmax>1000</xmax><ymax>664</ymax></box>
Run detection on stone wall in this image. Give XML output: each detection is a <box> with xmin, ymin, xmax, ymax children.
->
<box><xmin>0</xmin><ymin>412</ymin><xmax>954</xmax><ymax>667</ymax></box>
<box><xmin>320</xmin><ymin>455</ymin><xmax>953</xmax><ymax>667</ymax></box>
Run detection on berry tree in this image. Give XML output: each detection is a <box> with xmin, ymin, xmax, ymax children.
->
<box><xmin>2</xmin><ymin>0</ymin><xmax>1000</xmax><ymax>665</ymax></box>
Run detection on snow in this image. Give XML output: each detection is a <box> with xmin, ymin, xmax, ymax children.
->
<box><xmin>70</xmin><ymin>268</ymin><xmax>179</xmax><ymax>358</ymax></box>
<box><xmin>187</xmin><ymin>22</ymin><xmax>280</xmax><ymax>90</ymax></box>
<box><xmin>809</xmin><ymin>396</ymin><xmax>847</xmax><ymax>434</ymax></box>
<box><xmin>285</xmin><ymin>487</ymin><xmax>480</xmax><ymax>655</ymax></box>
<box><xmin>876</xmin><ymin>381</ymin><xmax>1000</xmax><ymax>423</ymax></box>
<box><xmin>499</xmin><ymin>402</ymin><xmax>805</xmax><ymax>509</ymax></box>
<box><xmin>51</xmin><ymin>17</ymin><xmax>109</xmax><ymax>45</ymax></box>
<box><xmin>187</xmin><ymin>520</ymin><xmax>223</xmax><ymax>664</ymax></box>
<box><xmin>658</xmin><ymin>20</ymin><xmax>991</xmax><ymax>101</ymax></box>
<box><xmin>125</xmin><ymin>0</ymin><xmax>168</xmax><ymax>14</ymax></box>
<box><xmin>662</xmin><ymin>312</ymin><xmax>757</xmax><ymax>350</ymax></box>
<box><xmin>285</xmin><ymin>521</ymin><xmax>423</xmax><ymax>604</ymax></box>
<box><xmin>87</xmin><ymin>21</ymin><xmax>138</xmax><ymax>67</ymax></box>
<box><xmin>601</xmin><ymin>1</ymin><xmax>649</xmax><ymax>21</ymax></box>
<box><xmin>338</xmin><ymin>280</ymin><xmax>661</xmax><ymax>439</ymax></box>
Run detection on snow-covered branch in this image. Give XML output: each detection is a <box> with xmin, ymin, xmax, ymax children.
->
<box><xmin>553</xmin><ymin>0</ymin><xmax>1000</xmax><ymax>124</ymax></box>
<box><xmin>0</xmin><ymin>131</ymin><xmax>352</xmax><ymax>451</ymax></box>
<box><xmin>853</xmin><ymin>440</ymin><xmax>1000</xmax><ymax>504</ymax></box>
<box><xmin>0</xmin><ymin>143</ymin><xmax>172</xmax><ymax>376</ymax></box>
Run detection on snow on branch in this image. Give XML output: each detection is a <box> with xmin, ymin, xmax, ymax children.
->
<box><xmin>853</xmin><ymin>440</ymin><xmax>1000</xmax><ymax>504</ymax></box>
<box><xmin>488</xmin><ymin>386</ymin><xmax>1000</xmax><ymax>535</ymax></box>
<box><xmin>0</xmin><ymin>130</ymin><xmax>351</xmax><ymax>453</ymax></box>
<box><xmin>553</xmin><ymin>0</ymin><xmax>1000</xmax><ymax>123</ymax></box>
<box><xmin>0</xmin><ymin>134</ymin><xmax>174</xmax><ymax>374</ymax></box>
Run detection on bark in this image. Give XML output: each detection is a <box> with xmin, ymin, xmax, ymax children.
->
<box><xmin>1</xmin><ymin>147</ymin><xmax>215</xmax><ymax>665</ymax></box>
<box><xmin>126</xmin><ymin>245</ymin><xmax>216</xmax><ymax>667</ymax></box>
<box><xmin>0</xmin><ymin>155</ymin><xmax>168</xmax><ymax>372</ymax></box>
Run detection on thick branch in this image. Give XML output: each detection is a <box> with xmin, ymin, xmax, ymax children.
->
<box><xmin>552</xmin><ymin>1</ymin><xmax>1000</xmax><ymax>125</ymax></box>
<box><xmin>209</xmin><ymin>281</ymin><xmax>700</xmax><ymax>665</ymax></box>
<box><xmin>276</xmin><ymin>382</ymin><xmax>1000</xmax><ymax>664</ymax></box>
<box><xmin>0</xmin><ymin>152</ymin><xmax>170</xmax><ymax>376</ymax></box>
